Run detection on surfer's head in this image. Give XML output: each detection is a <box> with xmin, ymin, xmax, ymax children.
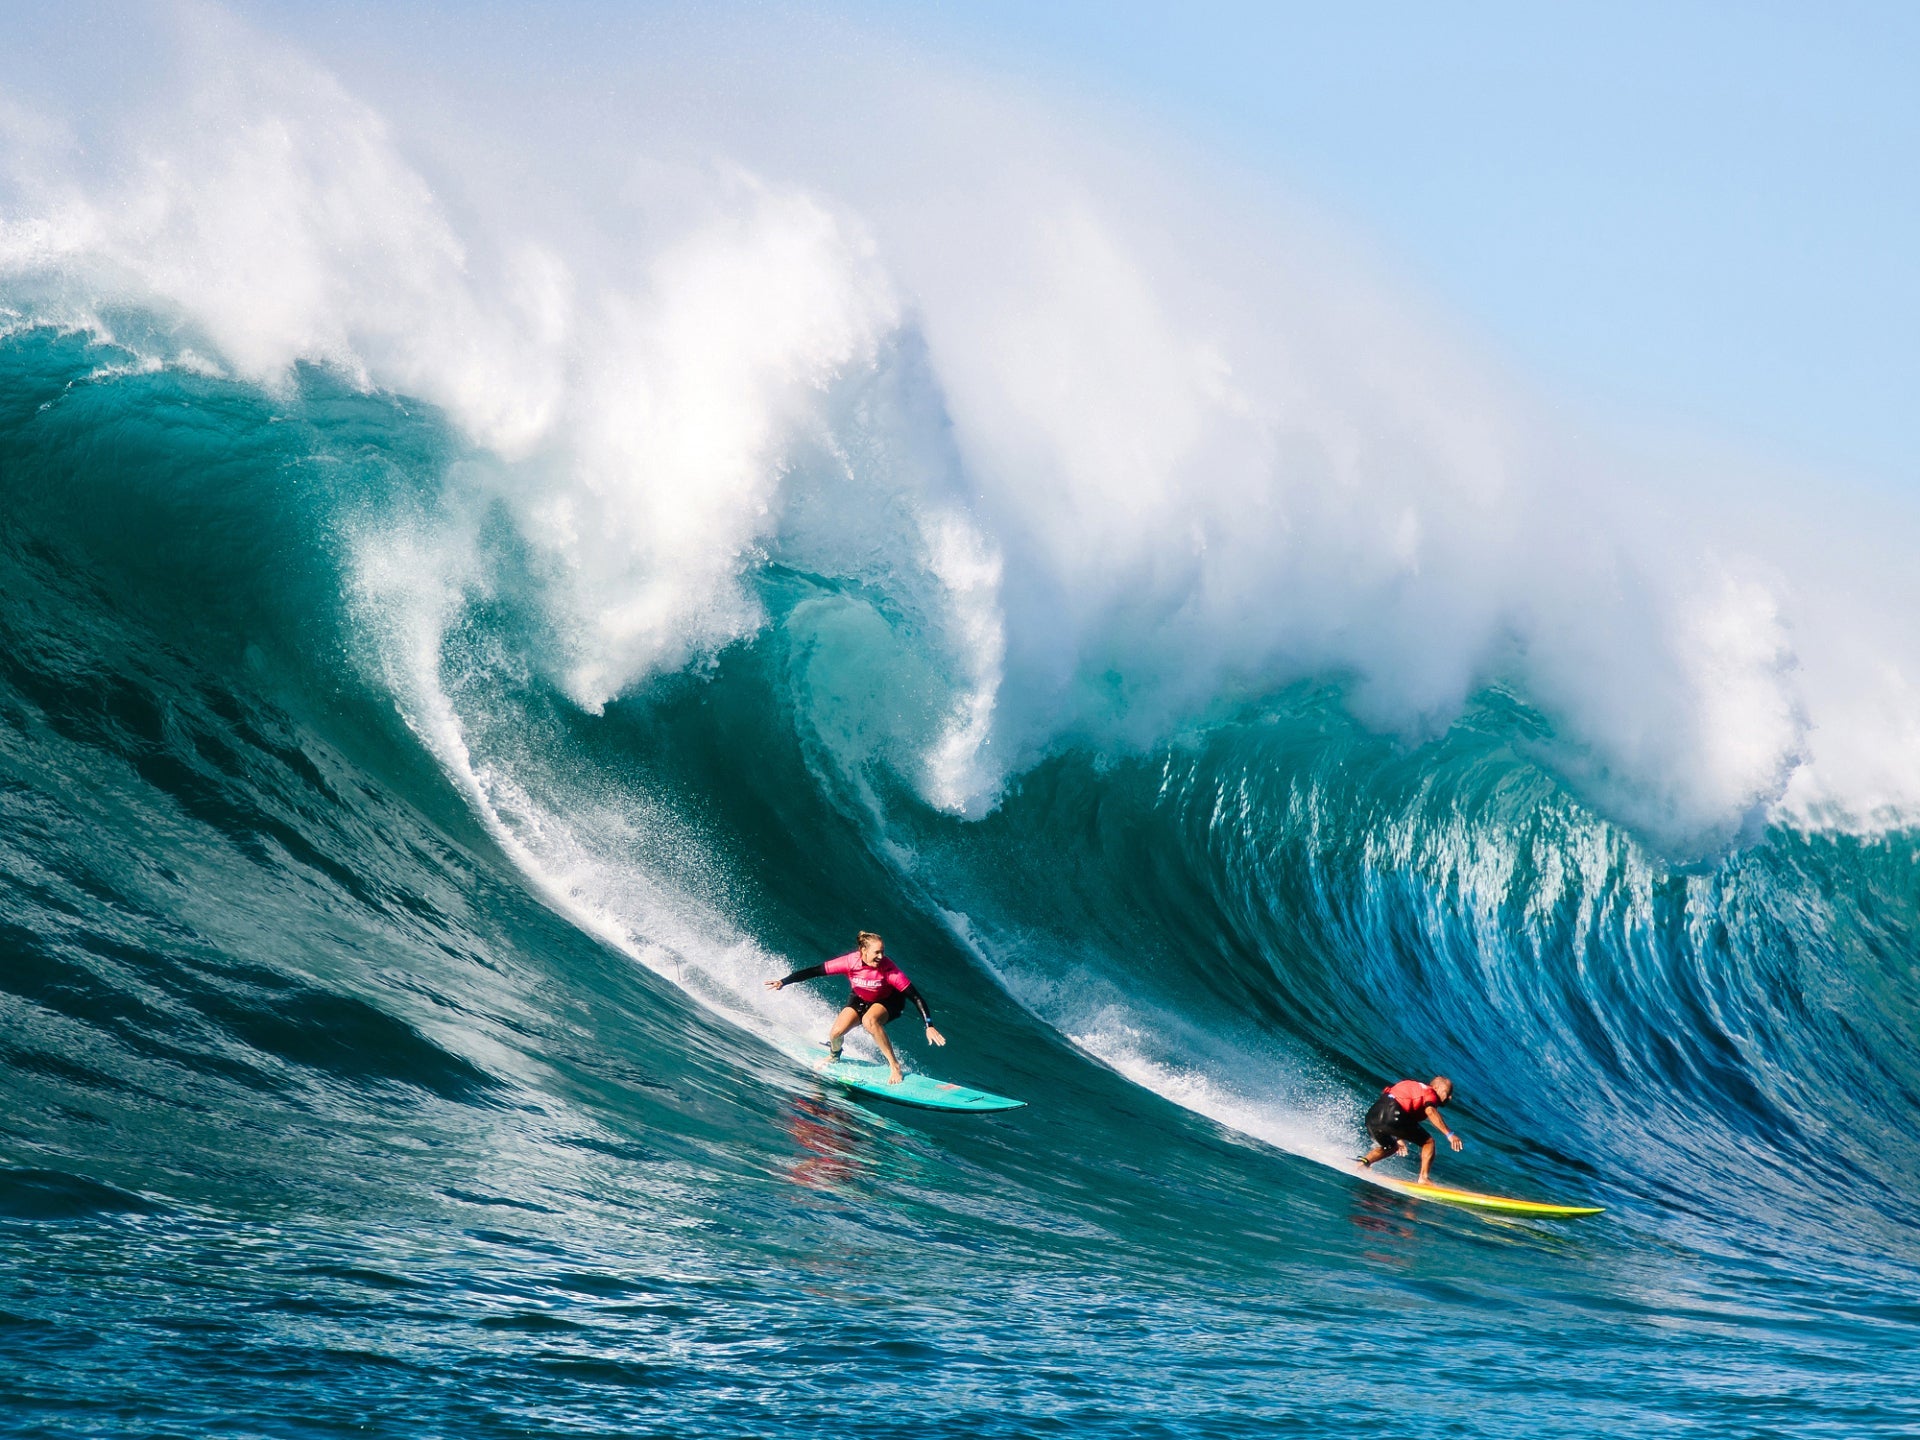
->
<box><xmin>856</xmin><ymin>930</ymin><xmax>884</xmax><ymax>963</ymax></box>
<box><xmin>1432</xmin><ymin>1076</ymin><xmax>1454</xmax><ymax>1102</ymax></box>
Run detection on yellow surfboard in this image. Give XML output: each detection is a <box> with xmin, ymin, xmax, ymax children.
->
<box><xmin>1373</xmin><ymin>1177</ymin><xmax>1604</xmax><ymax>1218</ymax></box>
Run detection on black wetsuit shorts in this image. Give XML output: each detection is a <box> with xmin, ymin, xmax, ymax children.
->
<box><xmin>1366</xmin><ymin>1095</ymin><xmax>1431</xmax><ymax>1150</ymax></box>
<box><xmin>846</xmin><ymin>992</ymin><xmax>906</xmax><ymax>1022</ymax></box>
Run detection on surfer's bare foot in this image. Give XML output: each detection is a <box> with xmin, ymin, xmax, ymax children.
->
<box><xmin>887</xmin><ymin>1066</ymin><xmax>905</xmax><ymax>1085</ymax></box>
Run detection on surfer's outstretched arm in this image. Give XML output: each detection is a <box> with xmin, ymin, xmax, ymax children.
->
<box><xmin>901</xmin><ymin>984</ymin><xmax>945</xmax><ymax>1047</ymax></box>
<box><xmin>1415</xmin><ymin>1106</ymin><xmax>1461</xmax><ymax>1182</ymax></box>
<box><xmin>766</xmin><ymin>964</ymin><xmax>828</xmax><ymax>991</ymax></box>
<box><xmin>1424</xmin><ymin>1106</ymin><xmax>1464</xmax><ymax>1152</ymax></box>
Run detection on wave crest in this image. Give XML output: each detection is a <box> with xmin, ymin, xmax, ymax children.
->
<box><xmin>3</xmin><ymin>4</ymin><xmax>1917</xmax><ymax>851</ymax></box>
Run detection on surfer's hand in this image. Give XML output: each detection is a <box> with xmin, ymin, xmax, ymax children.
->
<box><xmin>1449</xmin><ymin>1134</ymin><xmax>1464</xmax><ymax>1152</ymax></box>
<box><xmin>925</xmin><ymin>1025</ymin><xmax>946</xmax><ymax>1047</ymax></box>
<box><xmin>764</xmin><ymin>979</ymin><xmax>783</xmax><ymax>990</ymax></box>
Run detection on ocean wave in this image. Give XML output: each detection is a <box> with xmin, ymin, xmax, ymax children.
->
<box><xmin>5</xmin><ymin>6</ymin><xmax>1920</xmax><ymax>855</ymax></box>
<box><xmin>2</xmin><ymin>0</ymin><xmax>1918</xmax><ymax>1263</ymax></box>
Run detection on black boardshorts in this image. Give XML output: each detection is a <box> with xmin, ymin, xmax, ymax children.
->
<box><xmin>1366</xmin><ymin>1095</ymin><xmax>1432</xmax><ymax>1150</ymax></box>
<box><xmin>846</xmin><ymin>993</ymin><xmax>906</xmax><ymax>1023</ymax></box>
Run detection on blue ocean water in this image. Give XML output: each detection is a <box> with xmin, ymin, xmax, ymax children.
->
<box><xmin>1</xmin><ymin>320</ymin><xmax>1917</xmax><ymax>1439</ymax></box>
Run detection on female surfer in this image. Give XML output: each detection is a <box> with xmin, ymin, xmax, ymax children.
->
<box><xmin>766</xmin><ymin>931</ymin><xmax>945</xmax><ymax>1084</ymax></box>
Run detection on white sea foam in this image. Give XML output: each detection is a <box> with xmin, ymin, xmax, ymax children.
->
<box><xmin>939</xmin><ymin>908</ymin><xmax>1363</xmax><ymax>1168</ymax></box>
<box><xmin>2</xmin><ymin>0</ymin><xmax>1917</xmax><ymax>867</ymax></box>
<box><xmin>345</xmin><ymin>505</ymin><xmax>880</xmax><ymax>1066</ymax></box>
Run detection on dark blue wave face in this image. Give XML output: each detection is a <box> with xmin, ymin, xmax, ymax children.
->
<box><xmin>3</xmin><ymin>327</ymin><xmax>1919</xmax><ymax>1437</ymax></box>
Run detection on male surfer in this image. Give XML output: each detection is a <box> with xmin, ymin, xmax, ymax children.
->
<box><xmin>1357</xmin><ymin>1076</ymin><xmax>1463</xmax><ymax>1184</ymax></box>
<box><xmin>766</xmin><ymin>931</ymin><xmax>945</xmax><ymax>1085</ymax></box>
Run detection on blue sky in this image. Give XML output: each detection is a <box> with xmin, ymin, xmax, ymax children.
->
<box><xmin>842</xmin><ymin>1</ymin><xmax>1920</xmax><ymax>495</ymax></box>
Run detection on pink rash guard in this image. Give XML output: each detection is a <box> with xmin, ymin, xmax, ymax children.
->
<box><xmin>775</xmin><ymin>952</ymin><xmax>933</xmax><ymax>1020</ymax></box>
<box><xmin>823</xmin><ymin>951</ymin><xmax>913</xmax><ymax>1003</ymax></box>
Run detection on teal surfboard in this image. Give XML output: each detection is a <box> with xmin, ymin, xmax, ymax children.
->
<box><xmin>799</xmin><ymin>1045</ymin><xmax>1025</xmax><ymax>1113</ymax></box>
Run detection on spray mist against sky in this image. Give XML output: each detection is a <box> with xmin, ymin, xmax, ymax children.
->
<box><xmin>849</xmin><ymin>1</ymin><xmax>1920</xmax><ymax>496</ymax></box>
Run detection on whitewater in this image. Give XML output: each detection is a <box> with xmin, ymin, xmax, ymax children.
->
<box><xmin>1</xmin><ymin>5</ymin><xmax>1917</xmax><ymax>1436</ymax></box>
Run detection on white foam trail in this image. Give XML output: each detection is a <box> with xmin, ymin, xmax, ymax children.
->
<box><xmin>1069</xmin><ymin>1016</ymin><xmax>1360</xmax><ymax>1169</ymax></box>
<box><xmin>344</xmin><ymin>512</ymin><xmax>895</xmax><ymax>1071</ymax></box>
<box><xmin>927</xmin><ymin>906</ymin><xmax>1362</xmax><ymax>1166</ymax></box>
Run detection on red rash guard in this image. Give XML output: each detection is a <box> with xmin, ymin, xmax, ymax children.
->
<box><xmin>1386</xmin><ymin>1080</ymin><xmax>1441</xmax><ymax>1117</ymax></box>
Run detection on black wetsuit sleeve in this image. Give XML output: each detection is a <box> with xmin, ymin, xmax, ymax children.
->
<box><xmin>777</xmin><ymin>964</ymin><xmax>828</xmax><ymax>985</ymax></box>
<box><xmin>900</xmin><ymin>984</ymin><xmax>932</xmax><ymax>1022</ymax></box>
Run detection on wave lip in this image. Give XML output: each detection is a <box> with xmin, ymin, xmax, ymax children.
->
<box><xmin>4</xmin><ymin>7</ymin><xmax>1919</xmax><ymax>852</ymax></box>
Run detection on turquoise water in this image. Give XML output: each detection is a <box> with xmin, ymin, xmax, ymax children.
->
<box><xmin>1</xmin><ymin>325</ymin><xmax>1917</xmax><ymax>1436</ymax></box>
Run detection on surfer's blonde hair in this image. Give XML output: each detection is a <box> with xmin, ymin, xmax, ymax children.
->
<box><xmin>857</xmin><ymin>930</ymin><xmax>884</xmax><ymax>950</ymax></box>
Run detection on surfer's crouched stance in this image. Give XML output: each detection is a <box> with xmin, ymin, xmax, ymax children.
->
<box><xmin>766</xmin><ymin>931</ymin><xmax>946</xmax><ymax>1085</ymax></box>
<box><xmin>1358</xmin><ymin>1076</ymin><xmax>1463</xmax><ymax>1184</ymax></box>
